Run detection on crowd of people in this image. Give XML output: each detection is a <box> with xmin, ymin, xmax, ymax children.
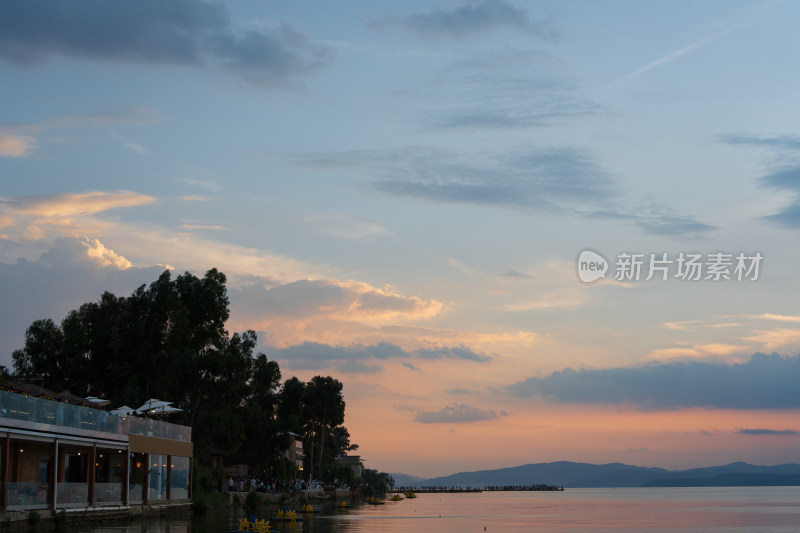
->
<box><xmin>227</xmin><ymin>477</ymin><xmax>347</xmax><ymax>494</ymax></box>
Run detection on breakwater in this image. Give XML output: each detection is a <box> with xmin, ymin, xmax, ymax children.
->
<box><xmin>392</xmin><ymin>484</ymin><xmax>564</xmax><ymax>493</ymax></box>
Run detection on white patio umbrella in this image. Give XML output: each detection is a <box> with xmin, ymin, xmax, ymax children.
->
<box><xmin>135</xmin><ymin>399</ymin><xmax>170</xmax><ymax>413</ymax></box>
<box><xmin>157</xmin><ymin>405</ymin><xmax>183</xmax><ymax>414</ymax></box>
<box><xmin>110</xmin><ymin>405</ymin><xmax>135</xmax><ymax>416</ymax></box>
<box><xmin>86</xmin><ymin>396</ymin><xmax>111</xmax><ymax>406</ymax></box>
<box><xmin>136</xmin><ymin>399</ymin><xmax>182</xmax><ymax>414</ymax></box>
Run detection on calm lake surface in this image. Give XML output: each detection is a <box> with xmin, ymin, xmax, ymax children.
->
<box><xmin>71</xmin><ymin>487</ymin><xmax>800</xmax><ymax>533</ymax></box>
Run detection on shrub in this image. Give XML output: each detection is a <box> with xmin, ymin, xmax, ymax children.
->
<box><xmin>54</xmin><ymin>509</ymin><xmax>67</xmax><ymax>529</ymax></box>
<box><xmin>27</xmin><ymin>510</ymin><xmax>41</xmax><ymax>528</ymax></box>
<box><xmin>244</xmin><ymin>491</ymin><xmax>259</xmax><ymax>510</ymax></box>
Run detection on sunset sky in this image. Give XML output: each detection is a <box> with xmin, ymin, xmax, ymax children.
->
<box><xmin>3</xmin><ymin>0</ymin><xmax>800</xmax><ymax>478</ymax></box>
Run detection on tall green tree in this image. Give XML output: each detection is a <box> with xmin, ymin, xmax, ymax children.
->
<box><xmin>191</xmin><ymin>330</ymin><xmax>256</xmax><ymax>463</ymax></box>
<box><xmin>10</xmin><ymin>268</ymin><xmax>360</xmax><ymax>477</ymax></box>
<box><xmin>303</xmin><ymin>376</ymin><xmax>346</xmax><ymax>480</ymax></box>
<box><xmin>12</xmin><ymin>318</ymin><xmax>65</xmax><ymax>383</ymax></box>
<box><xmin>12</xmin><ymin>269</ymin><xmax>243</xmax><ymax>461</ymax></box>
<box><xmin>278</xmin><ymin>377</ymin><xmax>306</xmax><ymax>434</ymax></box>
<box><xmin>235</xmin><ymin>353</ymin><xmax>284</xmax><ymax>475</ymax></box>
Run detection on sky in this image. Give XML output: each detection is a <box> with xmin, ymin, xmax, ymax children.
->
<box><xmin>2</xmin><ymin>0</ymin><xmax>800</xmax><ymax>478</ymax></box>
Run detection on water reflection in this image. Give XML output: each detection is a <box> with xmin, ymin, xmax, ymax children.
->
<box><xmin>62</xmin><ymin>488</ymin><xmax>800</xmax><ymax>533</ymax></box>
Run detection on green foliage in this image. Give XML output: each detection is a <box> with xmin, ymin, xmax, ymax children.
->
<box><xmin>303</xmin><ymin>376</ymin><xmax>346</xmax><ymax>479</ymax></box>
<box><xmin>278</xmin><ymin>377</ymin><xmax>306</xmax><ymax>433</ymax></box>
<box><xmin>362</xmin><ymin>469</ymin><xmax>393</xmax><ymax>496</ymax></box>
<box><xmin>328</xmin><ymin>463</ymin><xmax>356</xmax><ymax>486</ymax></box>
<box><xmin>244</xmin><ymin>491</ymin><xmax>260</xmax><ymax>510</ymax></box>
<box><xmin>53</xmin><ymin>509</ymin><xmax>67</xmax><ymax>529</ymax></box>
<box><xmin>193</xmin><ymin>464</ymin><xmax>215</xmax><ymax>494</ymax></box>
<box><xmin>191</xmin><ymin>489</ymin><xmax>227</xmax><ymax>514</ymax></box>
<box><xmin>192</xmin><ymin>464</ymin><xmax>226</xmax><ymax>514</ymax></box>
<box><xmin>191</xmin><ymin>498</ymin><xmax>208</xmax><ymax>515</ymax></box>
<box><xmin>26</xmin><ymin>510</ymin><xmax>41</xmax><ymax>528</ymax></box>
<box><xmin>231</xmin><ymin>353</ymin><xmax>283</xmax><ymax>473</ymax></box>
<box><xmin>11</xmin><ymin>268</ymin><xmax>360</xmax><ymax>479</ymax></box>
<box><xmin>332</xmin><ymin>426</ymin><xmax>358</xmax><ymax>455</ymax></box>
<box><xmin>12</xmin><ymin>269</ymin><xmax>246</xmax><ymax>460</ymax></box>
<box><xmin>272</xmin><ymin>456</ymin><xmax>298</xmax><ymax>483</ymax></box>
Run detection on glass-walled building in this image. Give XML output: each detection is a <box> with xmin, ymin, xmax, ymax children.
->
<box><xmin>0</xmin><ymin>389</ymin><xmax>192</xmax><ymax>512</ymax></box>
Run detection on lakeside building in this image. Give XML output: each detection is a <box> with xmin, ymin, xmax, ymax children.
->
<box><xmin>336</xmin><ymin>455</ymin><xmax>363</xmax><ymax>479</ymax></box>
<box><xmin>285</xmin><ymin>432</ymin><xmax>304</xmax><ymax>473</ymax></box>
<box><xmin>0</xmin><ymin>387</ymin><xmax>192</xmax><ymax>515</ymax></box>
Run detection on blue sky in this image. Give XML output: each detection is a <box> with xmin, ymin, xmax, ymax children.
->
<box><xmin>3</xmin><ymin>0</ymin><xmax>800</xmax><ymax>476</ymax></box>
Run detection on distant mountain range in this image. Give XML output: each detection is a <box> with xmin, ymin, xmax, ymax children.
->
<box><xmin>392</xmin><ymin>461</ymin><xmax>800</xmax><ymax>488</ymax></box>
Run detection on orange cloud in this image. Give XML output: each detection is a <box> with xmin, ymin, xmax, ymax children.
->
<box><xmin>662</xmin><ymin>319</ymin><xmax>742</xmax><ymax>330</ymax></box>
<box><xmin>644</xmin><ymin>343</ymin><xmax>750</xmax><ymax>363</ymax></box>
<box><xmin>13</xmin><ymin>191</ymin><xmax>156</xmax><ymax>217</ymax></box>
<box><xmin>747</xmin><ymin>313</ymin><xmax>800</xmax><ymax>323</ymax></box>
<box><xmin>0</xmin><ymin>191</ymin><xmax>157</xmax><ymax>251</ymax></box>
<box><xmin>742</xmin><ymin>328</ymin><xmax>800</xmax><ymax>351</ymax></box>
<box><xmin>229</xmin><ymin>279</ymin><xmax>445</xmax><ymax>345</ymax></box>
<box><xmin>0</xmin><ymin>134</ymin><xmax>35</xmax><ymax>157</ymax></box>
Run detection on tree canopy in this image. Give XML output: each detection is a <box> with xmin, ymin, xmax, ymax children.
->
<box><xmin>11</xmin><ymin>268</ymin><xmax>357</xmax><ymax>481</ymax></box>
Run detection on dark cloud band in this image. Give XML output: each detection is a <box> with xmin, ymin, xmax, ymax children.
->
<box><xmin>0</xmin><ymin>0</ymin><xmax>331</xmax><ymax>89</ymax></box>
<box><xmin>508</xmin><ymin>352</ymin><xmax>800</xmax><ymax>410</ymax></box>
<box><xmin>366</xmin><ymin>0</ymin><xmax>558</xmax><ymax>42</ymax></box>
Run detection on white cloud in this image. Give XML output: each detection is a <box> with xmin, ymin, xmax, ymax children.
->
<box><xmin>80</xmin><ymin>237</ymin><xmax>132</xmax><ymax>269</ymax></box>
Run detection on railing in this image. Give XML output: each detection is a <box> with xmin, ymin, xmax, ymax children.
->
<box><xmin>124</xmin><ymin>416</ymin><xmax>191</xmax><ymax>441</ymax></box>
<box><xmin>56</xmin><ymin>482</ymin><xmax>88</xmax><ymax>506</ymax></box>
<box><xmin>129</xmin><ymin>483</ymin><xmax>143</xmax><ymax>503</ymax></box>
<box><xmin>94</xmin><ymin>482</ymin><xmax>124</xmax><ymax>505</ymax></box>
<box><xmin>5</xmin><ymin>482</ymin><xmax>49</xmax><ymax>508</ymax></box>
<box><xmin>0</xmin><ymin>390</ymin><xmax>191</xmax><ymax>442</ymax></box>
<box><xmin>56</xmin><ymin>482</ymin><xmax>89</xmax><ymax>506</ymax></box>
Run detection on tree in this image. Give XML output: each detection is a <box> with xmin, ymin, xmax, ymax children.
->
<box><xmin>303</xmin><ymin>376</ymin><xmax>345</xmax><ymax>480</ymax></box>
<box><xmin>362</xmin><ymin>469</ymin><xmax>394</xmax><ymax>497</ymax></box>
<box><xmin>278</xmin><ymin>377</ymin><xmax>306</xmax><ymax>435</ymax></box>
<box><xmin>10</xmin><ymin>269</ymin><xmax>360</xmax><ymax>479</ymax></box>
<box><xmin>332</xmin><ymin>426</ymin><xmax>359</xmax><ymax>455</ymax></box>
<box><xmin>12</xmin><ymin>269</ymin><xmax>246</xmax><ymax>461</ymax></box>
<box><xmin>190</xmin><ymin>330</ymin><xmax>256</xmax><ymax>463</ymax></box>
<box><xmin>235</xmin><ymin>353</ymin><xmax>283</xmax><ymax>474</ymax></box>
<box><xmin>12</xmin><ymin>318</ymin><xmax>64</xmax><ymax>381</ymax></box>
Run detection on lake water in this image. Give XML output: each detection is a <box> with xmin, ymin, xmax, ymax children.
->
<box><xmin>71</xmin><ymin>487</ymin><xmax>800</xmax><ymax>532</ymax></box>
